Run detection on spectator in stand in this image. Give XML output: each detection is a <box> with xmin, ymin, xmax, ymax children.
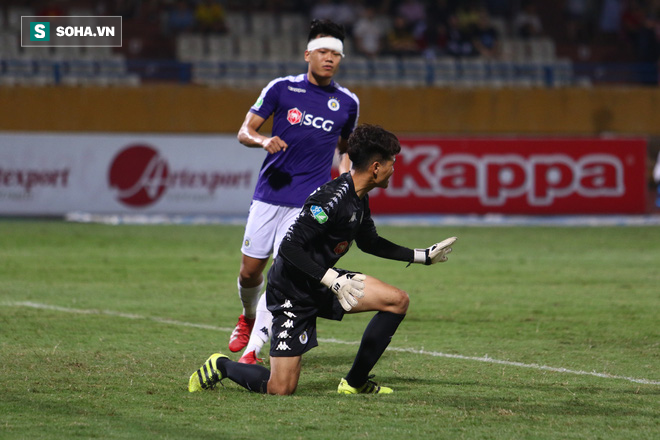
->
<box><xmin>564</xmin><ymin>0</ymin><xmax>595</xmax><ymax>42</ymax></box>
<box><xmin>195</xmin><ymin>0</ymin><xmax>227</xmax><ymax>34</ymax></box>
<box><xmin>598</xmin><ymin>0</ymin><xmax>623</xmax><ymax>41</ymax></box>
<box><xmin>310</xmin><ymin>0</ymin><xmax>337</xmax><ymax>22</ymax></box>
<box><xmin>334</xmin><ymin>0</ymin><xmax>364</xmax><ymax>37</ymax></box>
<box><xmin>386</xmin><ymin>15</ymin><xmax>421</xmax><ymax>57</ymax></box>
<box><xmin>167</xmin><ymin>0</ymin><xmax>196</xmax><ymax>34</ymax></box>
<box><xmin>352</xmin><ymin>6</ymin><xmax>389</xmax><ymax>58</ymax></box>
<box><xmin>446</xmin><ymin>14</ymin><xmax>477</xmax><ymax>58</ymax></box>
<box><xmin>36</xmin><ymin>0</ymin><xmax>66</xmax><ymax>16</ymax></box>
<box><xmin>513</xmin><ymin>0</ymin><xmax>544</xmax><ymax>39</ymax></box>
<box><xmin>396</xmin><ymin>0</ymin><xmax>427</xmax><ymax>38</ymax></box>
<box><xmin>419</xmin><ymin>0</ymin><xmax>454</xmax><ymax>57</ymax></box>
<box><xmin>456</xmin><ymin>1</ymin><xmax>482</xmax><ymax>32</ymax></box>
<box><xmin>472</xmin><ymin>8</ymin><xmax>500</xmax><ymax>58</ymax></box>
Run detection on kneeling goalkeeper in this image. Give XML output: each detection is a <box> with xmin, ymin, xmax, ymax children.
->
<box><xmin>189</xmin><ymin>123</ymin><xmax>457</xmax><ymax>395</ymax></box>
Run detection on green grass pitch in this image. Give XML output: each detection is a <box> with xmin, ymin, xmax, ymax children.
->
<box><xmin>1</xmin><ymin>220</ymin><xmax>658</xmax><ymax>439</ymax></box>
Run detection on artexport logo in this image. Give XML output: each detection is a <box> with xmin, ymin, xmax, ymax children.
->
<box><xmin>108</xmin><ymin>145</ymin><xmax>169</xmax><ymax>208</ymax></box>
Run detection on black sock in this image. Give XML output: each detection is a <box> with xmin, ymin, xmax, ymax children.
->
<box><xmin>216</xmin><ymin>357</ymin><xmax>270</xmax><ymax>393</ymax></box>
<box><xmin>344</xmin><ymin>311</ymin><xmax>406</xmax><ymax>388</ymax></box>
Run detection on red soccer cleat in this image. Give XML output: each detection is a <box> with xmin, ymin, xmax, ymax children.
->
<box><xmin>228</xmin><ymin>315</ymin><xmax>255</xmax><ymax>352</ymax></box>
<box><xmin>238</xmin><ymin>350</ymin><xmax>263</xmax><ymax>365</ymax></box>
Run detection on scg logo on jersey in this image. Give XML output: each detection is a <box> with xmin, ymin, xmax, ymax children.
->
<box><xmin>286</xmin><ymin>107</ymin><xmax>334</xmax><ymax>132</ymax></box>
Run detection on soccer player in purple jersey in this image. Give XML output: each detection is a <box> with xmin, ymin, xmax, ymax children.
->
<box><xmin>189</xmin><ymin>124</ymin><xmax>457</xmax><ymax>395</ymax></box>
<box><xmin>228</xmin><ymin>19</ymin><xmax>360</xmax><ymax>364</ymax></box>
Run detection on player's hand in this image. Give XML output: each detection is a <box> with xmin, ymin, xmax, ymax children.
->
<box><xmin>321</xmin><ymin>269</ymin><xmax>366</xmax><ymax>312</ymax></box>
<box><xmin>261</xmin><ymin>136</ymin><xmax>288</xmax><ymax>154</ymax></box>
<box><xmin>413</xmin><ymin>237</ymin><xmax>457</xmax><ymax>265</ymax></box>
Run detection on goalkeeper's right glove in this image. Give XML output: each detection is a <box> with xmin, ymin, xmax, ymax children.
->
<box><xmin>321</xmin><ymin>269</ymin><xmax>366</xmax><ymax>312</ymax></box>
<box><xmin>412</xmin><ymin>236</ymin><xmax>457</xmax><ymax>265</ymax></box>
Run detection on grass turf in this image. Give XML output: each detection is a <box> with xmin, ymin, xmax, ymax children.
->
<box><xmin>1</xmin><ymin>220</ymin><xmax>658</xmax><ymax>439</ymax></box>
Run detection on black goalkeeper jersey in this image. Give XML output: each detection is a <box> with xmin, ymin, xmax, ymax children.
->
<box><xmin>266</xmin><ymin>172</ymin><xmax>415</xmax><ymax>300</ymax></box>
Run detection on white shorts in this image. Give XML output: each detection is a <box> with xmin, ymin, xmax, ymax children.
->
<box><xmin>241</xmin><ymin>200</ymin><xmax>301</xmax><ymax>260</ymax></box>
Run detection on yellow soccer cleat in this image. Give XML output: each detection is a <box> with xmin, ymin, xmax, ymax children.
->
<box><xmin>337</xmin><ymin>376</ymin><xmax>393</xmax><ymax>395</ymax></box>
<box><xmin>188</xmin><ymin>353</ymin><xmax>228</xmax><ymax>392</ymax></box>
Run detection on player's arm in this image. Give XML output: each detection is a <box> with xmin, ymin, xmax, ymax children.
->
<box><xmin>336</xmin><ymin>137</ymin><xmax>351</xmax><ymax>174</ymax></box>
<box><xmin>279</xmin><ymin>212</ymin><xmax>365</xmax><ymax>312</ymax></box>
<box><xmin>237</xmin><ymin>111</ymin><xmax>288</xmax><ymax>154</ymax></box>
<box><xmin>356</xmin><ymin>203</ymin><xmax>457</xmax><ymax>265</ymax></box>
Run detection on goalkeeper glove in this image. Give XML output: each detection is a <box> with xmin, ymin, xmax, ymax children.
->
<box><xmin>412</xmin><ymin>236</ymin><xmax>457</xmax><ymax>265</ymax></box>
<box><xmin>321</xmin><ymin>269</ymin><xmax>366</xmax><ymax>312</ymax></box>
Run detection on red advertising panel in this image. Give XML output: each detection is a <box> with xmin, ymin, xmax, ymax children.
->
<box><xmin>369</xmin><ymin>138</ymin><xmax>647</xmax><ymax>214</ymax></box>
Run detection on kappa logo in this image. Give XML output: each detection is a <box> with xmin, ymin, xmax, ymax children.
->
<box><xmin>284</xmin><ymin>311</ymin><xmax>297</xmax><ymax>318</ymax></box>
<box><xmin>282</xmin><ymin>319</ymin><xmax>294</xmax><ymax>329</ymax></box>
<box><xmin>286</xmin><ymin>107</ymin><xmax>335</xmax><ymax>132</ymax></box>
<box><xmin>276</xmin><ymin>341</ymin><xmax>291</xmax><ymax>351</ymax></box>
<box><xmin>278</xmin><ymin>330</ymin><xmax>290</xmax><ymax>339</ymax></box>
<box><xmin>260</xmin><ymin>326</ymin><xmax>269</xmax><ymax>337</ymax></box>
<box><xmin>310</xmin><ymin>205</ymin><xmax>328</xmax><ymax>224</ymax></box>
<box><xmin>282</xmin><ymin>300</ymin><xmax>293</xmax><ymax>309</ymax></box>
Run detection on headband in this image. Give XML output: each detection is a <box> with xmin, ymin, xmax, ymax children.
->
<box><xmin>306</xmin><ymin>37</ymin><xmax>345</xmax><ymax>57</ymax></box>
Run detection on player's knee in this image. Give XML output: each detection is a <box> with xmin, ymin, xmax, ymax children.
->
<box><xmin>238</xmin><ymin>265</ymin><xmax>264</xmax><ymax>286</ymax></box>
<box><xmin>391</xmin><ymin>288</ymin><xmax>409</xmax><ymax>314</ymax></box>
<box><xmin>267</xmin><ymin>380</ymin><xmax>297</xmax><ymax>396</ymax></box>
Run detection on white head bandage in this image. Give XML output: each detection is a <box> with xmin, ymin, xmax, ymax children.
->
<box><xmin>306</xmin><ymin>37</ymin><xmax>345</xmax><ymax>57</ymax></box>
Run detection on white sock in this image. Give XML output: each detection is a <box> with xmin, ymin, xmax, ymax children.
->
<box><xmin>243</xmin><ymin>293</ymin><xmax>272</xmax><ymax>357</ymax></box>
<box><xmin>238</xmin><ymin>278</ymin><xmax>263</xmax><ymax>319</ymax></box>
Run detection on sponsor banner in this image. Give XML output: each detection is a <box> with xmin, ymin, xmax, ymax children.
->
<box><xmin>22</xmin><ymin>16</ymin><xmax>121</xmax><ymax>47</ymax></box>
<box><xmin>0</xmin><ymin>133</ymin><xmax>262</xmax><ymax>216</ymax></box>
<box><xmin>369</xmin><ymin>137</ymin><xmax>647</xmax><ymax>214</ymax></box>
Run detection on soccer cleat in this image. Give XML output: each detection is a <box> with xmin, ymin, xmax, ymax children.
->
<box><xmin>238</xmin><ymin>350</ymin><xmax>263</xmax><ymax>365</ymax></box>
<box><xmin>228</xmin><ymin>315</ymin><xmax>255</xmax><ymax>352</ymax></box>
<box><xmin>337</xmin><ymin>376</ymin><xmax>393</xmax><ymax>395</ymax></box>
<box><xmin>188</xmin><ymin>353</ymin><xmax>228</xmax><ymax>392</ymax></box>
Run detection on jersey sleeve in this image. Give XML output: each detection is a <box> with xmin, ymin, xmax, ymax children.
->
<box><xmin>278</xmin><ymin>195</ymin><xmax>335</xmax><ymax>283</ymax></box>
<box><xmin>249</xmin><ymin>78</ymin><xmax>281</xmax><ymax>119</ymax></box>
<box><xmin>340</xmin><ymin>97</ymin><xmax>359</xmax><ymax>140</ymax></box>
<box><xmin>355</xmin><ymin>197</ymin><xmax>415</xmax><ymax>263</ymax></box>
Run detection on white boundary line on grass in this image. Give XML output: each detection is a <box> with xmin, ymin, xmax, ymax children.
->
<box><xmin>5</xmin><ymin>301</ymin><xmax>659</xmax><ymax>386</ymax></box>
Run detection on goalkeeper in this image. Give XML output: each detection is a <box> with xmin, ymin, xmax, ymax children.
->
<box><xmin>189</xmin><ymin>124</ymin><xmax>457</xmax><ymax>395</ymax></box>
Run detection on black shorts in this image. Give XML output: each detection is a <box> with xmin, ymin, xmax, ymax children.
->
<box><xmin>266</xmin><ymin>268</ymin><xmax>354</xmax><ymax>358</ymax></box>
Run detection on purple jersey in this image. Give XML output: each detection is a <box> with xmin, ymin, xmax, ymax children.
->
<box><xmin>249</xmin><ymin>73</ymin><xmax>359</xmax><ymax>207</ymax></box>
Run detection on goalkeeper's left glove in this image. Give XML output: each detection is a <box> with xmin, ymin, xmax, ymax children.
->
<box><xmin>412</xmin><ymin>236</ymin><xmax>457</xmax><ymax>265</ymax></box>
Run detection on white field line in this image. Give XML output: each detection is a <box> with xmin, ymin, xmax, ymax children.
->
<box><xmin>5</xmin><ymin>301</ymin><xmax>659</xmax><ymax>386</ymax></box>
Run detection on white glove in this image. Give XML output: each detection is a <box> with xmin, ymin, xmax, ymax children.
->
<box><xmin>412</xmin><ymin>236</ymin><xmax>457</xmax><ymax>265</ymax></box>
<box><xmin>321</xmin><ymin>269</ymin><xmax>366</xmax><ymax>312</ymax></box>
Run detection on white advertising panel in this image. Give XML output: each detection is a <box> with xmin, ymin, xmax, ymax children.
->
<box><xmin>0</xmin><ymin>132</ymin><xmax>265</xmax><ymax>216</ymax></box>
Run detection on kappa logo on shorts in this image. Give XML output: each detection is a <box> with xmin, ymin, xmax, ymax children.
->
<box><xmin>282</xmin><ymin>319</ymin><xmax>294</xmax><ymax>329</ymax></box>
<box><xmin>310</xmin><ymin>205</ymin><xmax>328</xmax><ymax>224</ymax></box>
<box><xmin>278</xmin><ymin>330</ymin><xmax>290</xmax><ymax>339</ymax></box>
<box><xmin>276</xmin><ymin>341</ymin><xmax>291</xmax><ymax>351</ymax></box>
<box><xmin>299</xmin><ymin>331</ymin><xmax>308</xmax><ymax>344</ymax></box>
<box><xmin>282</xmin><ymin>300</ymin><xmax>293</xmax><ymax>309</ymax></box>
